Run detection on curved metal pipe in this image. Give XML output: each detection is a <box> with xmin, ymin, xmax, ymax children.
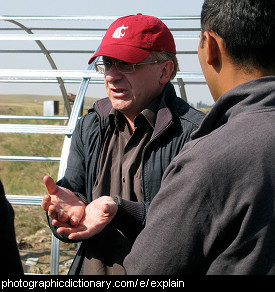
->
<box><xmin>6</xmin><ymin>19</ymin><xmax>71</xmax><ymax>116</ymax></box>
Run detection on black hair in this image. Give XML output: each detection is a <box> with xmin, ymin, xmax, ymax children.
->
<box><xmin>200</xmin><ymin>0</ymin><xmax>275</xmax><ymax>71</ymax></box>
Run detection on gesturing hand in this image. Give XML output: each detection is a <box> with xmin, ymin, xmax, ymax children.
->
<box><xmin>53</xmin><ymin>196</ymin><xmax>118</xmax><ymax>240</ymax></box>
<box><xmin>41</xmin><ymin>175</ymin><xmax>85</xmax><ymax>226</ymax></box>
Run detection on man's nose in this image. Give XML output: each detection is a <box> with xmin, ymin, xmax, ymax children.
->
<box><xmin>104</xmin><ymin>64</ymin><xmax>123</xmax><ymax>80</ymax></box>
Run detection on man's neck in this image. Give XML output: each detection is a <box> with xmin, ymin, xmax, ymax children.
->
<box><xmin>217</xmin><ymin>64</ymin><xmax>275</xmax><ymax>101</ymax></box>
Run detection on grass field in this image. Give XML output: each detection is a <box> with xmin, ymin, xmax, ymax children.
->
<box><xmin>0</xmin><ymin>94</ymin><xmax>97</xmax><ymax>274</ymax></box>
<box><xmin>0</xmin><ymin>94</ymin><xmax>97</xmax><ymax>195</ymax></box>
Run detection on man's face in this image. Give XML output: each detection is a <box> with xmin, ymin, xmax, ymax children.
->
<box><xmin>103</xmin><ymin>56</ymin><xmax>165</xmax><ymax>121</ymax></box>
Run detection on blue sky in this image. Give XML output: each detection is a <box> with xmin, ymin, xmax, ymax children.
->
<box><xmin>0</xmin><ymin>0</ymin><xmax>213</xmax><ymax>105</ymax></box>
<box><xmin>1</xmin><ymin>0</ymin><xmax>203</xmax><ymax>17</ymax></box>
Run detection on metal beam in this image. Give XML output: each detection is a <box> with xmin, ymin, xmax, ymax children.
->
<box><xmin>6</xmin><ymin>20</ymin><xmax>71</xmax><ymax>117</ymax></box>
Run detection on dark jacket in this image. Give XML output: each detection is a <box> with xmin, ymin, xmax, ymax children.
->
<box><xmin>49</xmin><ymin>82</ymin><xmax>205</xmax><ymax>274</ymax></box>
<box><xmin>124</xmin><ymin>76</ymin><xmax>275</xmax><ymax>275</ymax></box>
<box><xmin>1</xmin><ymin>180</ymin><xmax>24</xmax><ymax>275</ymax></box>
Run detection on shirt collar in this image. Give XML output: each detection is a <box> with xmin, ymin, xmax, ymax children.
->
<box><xmin>109</xmin><ymin>94</ymin><xmax>162</xmax><ymax>131</ymax></box>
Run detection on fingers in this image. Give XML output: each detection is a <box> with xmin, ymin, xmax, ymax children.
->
<box><xmin>56</xmin><ymin>225</ymin><xmax>80</xmax><ymax>235</ymax></box>
<box><xmin>55</xmin><ymin>225</ymin><xmax>92</xmax><ymax>240</ymax></box>
<box><xmin>53</xmin><ymin>220</ymin><xmax>97</xmax><ymax>240</ymax></box>
<box><xmin>68</xmin><ymin>233</ymin><xmax>89</xmax><ymax>240</ymax></box>
<box><xmin>69</xmin><ymin>216</ymin><xmax>80</xmax><ymax>226</ymax></box>
<box><xmin>52</xmin><ymin>215</ymin><xmax>80</xmax><ymax>226</ymax></box>
<box><xmin>101</xmin><ymin>203</ymin><xmax>110</xmax><ymax>214</ymax></box>
<box><xmin>96</xmin><ymin>196</ymin><xmax>118</xmax><ymax>217</ymax></box>
<box><xmin>43</xmin><ymin>175</ymin><xmax>58</xmax><ymax>195</ymax></box>
<box><xmin>52</xmin><ymin>219</ymin><xmax>71</xmax><ymax>228</ymax></box>
<box><xmin>41</xmin><ymin>194</ymin><xmax>51</xmax><ymax>211</ymax></box>
<box><xmin>47</xmin><ymin>204</ymin><xmax>58</xmax><ymax>220</ymax></box>
<box><xmin>48</xmin><ymin>205</ymin><xmax>69</xmax><ymax>222</ymax></box>
<box><xmin>68</xmin><ymin>230</ymin><xmax>95</xmax><ymax>241</ymax></box>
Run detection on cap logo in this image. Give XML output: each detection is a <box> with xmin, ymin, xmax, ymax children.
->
<box><xmin>112</xmin><ymin>24</ymin><xmax>128</xmax><ymax>39</ymax></box>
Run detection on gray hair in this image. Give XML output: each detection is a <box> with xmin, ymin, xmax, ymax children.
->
<box><xmin>151</xmin><ymin>51</ymin><xmax>179</xmax><ymax>80</ymax></box>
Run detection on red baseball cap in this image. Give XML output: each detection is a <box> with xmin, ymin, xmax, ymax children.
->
<box><xmin>88</xmin><ymin>13</ymin><xmax>176</xmax><ymax>64</ymax></box>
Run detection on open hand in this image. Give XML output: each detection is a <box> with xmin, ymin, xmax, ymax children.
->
<box><xmin>53</xmin><ymin>196</ymin><xmax>118</xmax><ymax>240</ymax></box>
<box><xmin>41</xmin><ymin>175</ymin><xmax>85</xmax><ymax>226</ymax></box>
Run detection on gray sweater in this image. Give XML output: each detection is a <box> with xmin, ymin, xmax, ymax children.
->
<box><xmin>124</xmin><ymin>76</ymin><xmax>275</xmax><ymax>275</ymax></box>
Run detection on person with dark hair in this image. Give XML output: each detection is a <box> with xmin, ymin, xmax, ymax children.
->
<box><xmin>123</xmin><ymin>0</ymin><xmax>275</xmax><ymax>274</ymax></box>
<box><xmin>41</xmin><ymin>14</ymin><xmax>205</xmax><ymax>275</ymax></box>
<box><xmin>0</xmin><ymin>179</ymin><xmax>24</xmax><ymax>275</ymax></box>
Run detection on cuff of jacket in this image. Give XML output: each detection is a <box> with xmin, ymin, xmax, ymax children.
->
<box><xmin>74</xmin><ymin>192</ymin><xmax>88</xmax><ymax>205</ymax></box>
<box><xmin>110</xmin><ymin>195</ymin><xmax>146</xmax><ymax>240</ymax></box>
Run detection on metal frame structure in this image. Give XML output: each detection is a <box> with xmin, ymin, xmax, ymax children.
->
<box><xmin>0</xmin><ymin>15</ymin><xmax>206</xmax><ymax>275</ymax></box>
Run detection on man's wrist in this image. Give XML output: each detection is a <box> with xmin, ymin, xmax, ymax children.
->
<box><xmin>74</xmin><ymin>192</ymin><xmax>88</xmax><ymax>205</ymax></box>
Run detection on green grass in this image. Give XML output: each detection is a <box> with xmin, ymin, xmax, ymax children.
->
<box><xmin>0</xmin><ymin>94</ymin><xmax>97</xmax><ymax>196</ymax></box>
<box><xmin>0</xmin><ymin>94</ymin><xmax>98</xmax><ymax>243</ymax></box>
<box><xmin>0</xmin><ymin>94</ymin><xmax>93</xmax><ymax>274</ymax></box>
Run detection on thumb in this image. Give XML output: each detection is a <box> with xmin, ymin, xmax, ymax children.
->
<box><xmin>43</xmin><ymin>175</ymin><xmax>58</xmax><ymax>195</ymax></box>
<box><xmin>101</xmin><ymin>201</ymin><xmax>118</xmax><ymax>216</ymax></box>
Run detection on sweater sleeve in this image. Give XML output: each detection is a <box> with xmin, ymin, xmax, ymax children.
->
<box><xmin>111</xmin><ymin>196</ymin><xmax>146</xmax><ymax>240</ymax></box>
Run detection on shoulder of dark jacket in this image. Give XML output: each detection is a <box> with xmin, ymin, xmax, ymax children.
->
<box><xmin>164</xmin><ymin>82</ymin><xmax>206</xmax><ymax>127</ymax></box>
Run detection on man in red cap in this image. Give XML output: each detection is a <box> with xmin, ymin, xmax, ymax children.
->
<box><xmin>41</xmin><ymin>14</ymin><xmax>205</xmax><ymax>275</ymax></box>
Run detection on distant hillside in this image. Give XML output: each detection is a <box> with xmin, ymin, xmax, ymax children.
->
<box><xmin>0</xmin><ymin>94</ymin><xmax>99</xmax><ymax>117</ymax></box>
<box><xmin>0</xmin><ymin>94</ymin><xmax>98</xmax><ymax>107</ymax></box>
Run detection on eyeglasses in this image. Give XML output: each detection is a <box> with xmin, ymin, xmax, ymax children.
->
<box><xmin>95</xmin><ymin>60</ymin><xmax>160</xmax><ymax>74</ymax></box>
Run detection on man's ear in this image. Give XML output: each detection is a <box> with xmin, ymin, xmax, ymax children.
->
<box><xmin>203</xmin><ymin>31</ymin><xmax>221</xmax><ymax>67</ymax></box>
<box><xmin>159</xmin><ymin>60</ymin><xmax>174</xmax><ymax>85</ymax></box>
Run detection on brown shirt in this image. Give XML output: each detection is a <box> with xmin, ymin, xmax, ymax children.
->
<box><xmin>83</xmin><ymin>96</ymin><xmax>161</xmax><ymax>275</ymax></box>
<box><xmin>92</xmin><ymin>96</ymin><xmax>160</xmax><ymax>203</ymax></box>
